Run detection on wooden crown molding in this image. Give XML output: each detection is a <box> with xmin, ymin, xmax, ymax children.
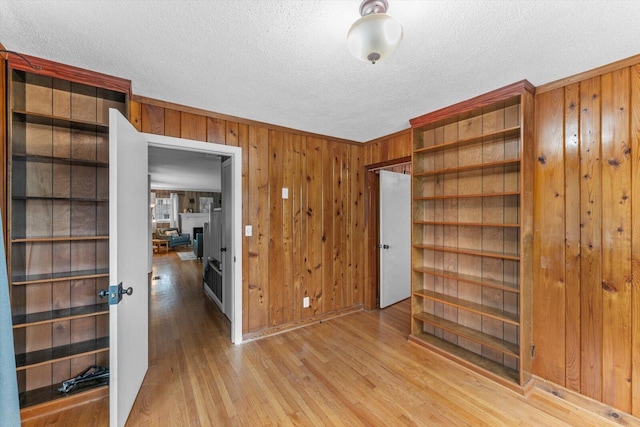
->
<box><xmin>7</xmin><ymin>52</ymin><xmax>131</xmax><ymax>95</ymax></box>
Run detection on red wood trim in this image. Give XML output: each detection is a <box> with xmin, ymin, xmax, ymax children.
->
<box><xmin>409</xmin><ymin>80</ymin><xmax>536</xmax><ymax>128</ymax></box>
<box><xmin>365</xmin><ymin>156</ymin><xmax>412</xmax><ymax>171</ymax></box>
<box><xmin>8</xmin><ymin>52</ymin><xmax>131</xmax><ymax>95</ymax></box>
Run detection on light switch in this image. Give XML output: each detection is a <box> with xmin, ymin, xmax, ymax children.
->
<box><xmin>245</xmin><ymin>225</ymin><xmax>252</xmax><ymax>237</ymax></box>
<box><xmin>282</xmin><ymin>187</ymin><xmax>289</xmax><ymax>199</ymax></box>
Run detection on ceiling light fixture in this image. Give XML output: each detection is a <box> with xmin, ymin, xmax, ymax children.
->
<box><xmin>347</xmin><ymin>0</ymin><xmax>403</xmax><ymax>64</ymax></box>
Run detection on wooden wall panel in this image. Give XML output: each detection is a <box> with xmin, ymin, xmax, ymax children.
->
<box><xmin>282</xmin><ymin>133</ymin><xmax>295</xmax><ymax>323</ymax></box>
<box><xmin>579</xmin><ymin>76</ymin><xmax>603</xmax><ymax>401</ymax></box>
<box><xmin>364</xmin><ymin>131</ymin><xmax>411</xmax><ymax>165</ymax></box>
<box><xmin>563</xmin><ymin>83</ymin><xmax>581</xmax><ymax>392</ymax></box>
<box><xmin>388</xmin><ymin>131</ymin><xmax>412</xmax><ymax>159</ymax></box>
<box><xmin>164</xmin><ymin>109</ymin><xmax>181</xmax><ymax>137</ymax></box>
<box><xmin>226</xmin><ymin>122</ymin><xmax>239</xmax><ymax>147</ymax></box>
<box><xmin>533</xmin><ymin>88</ymin><xmax>566</xmax><ymax>385</ymax></box>
<box><xmin>238</xmin><ymin>124</ymin><xmax>250</xmax><ymax>334</ymax></box>
<box><xmin>632</xmin><ymin>64</ymin><xmax>640</xmax><ymax>416</ymax></box>
<box><xmin>296</xmin><ymin>135</ymin><xmax>309</xmax><ymax>318</ymax></box>
<box><xmin>350</xmin><ymin>144</ymin><xmax>364</xmax><ymax>306</ymax></box>
<box><xmin>306</xmin><ymin>138</ymin><xmax>323</xmax><ymax>316</ymax></box>
<box><xmin>133</xmin><ymin>99</ymin><xmax>365</xmax><ymax>338</ymax></box>
<box><xmin>180</xmin><ymin>112</ymin><xmax>206</xmax><ymax>141</ymax></box>
<box><xmin>141</xmin><ymin>104</ymin><xmax>165</xmax><ymax>135</ymax></box>
<box><xmin>268</xmin><ymin>130</ymin><xmax>284</xmax><ymax>326</ymax></box>
<box><xmin>535</xmin><ymin>60</ymin><xmax>640</xmax><ymax>416</ymax></box>
<box><xmin>129</xmin><ymin>100</ymin><xmax>142</xmax><ymax>131</ymax></box>
<box><xmin>247</xmin><ymin>126</ymin><xmax>270</xmax><ymax>331</ymax></box>
<box><xmin>600</xmin><ymin>69</ymin><xmax>632</xmax><ymax>412</ymax></box>
<box><xmin>207</xmin><ymin>117</ymin><xmax>226</xmax><ymax>145</ymax></box>
<box><xmin>332</xmin><ymin>142</ymin><xmax>346</xmax><ymax>310</ymax></box>
<box><xmin>321</xmin><ymin>141</ymin><xmax>334</xmax><ymax>313</ymax></box>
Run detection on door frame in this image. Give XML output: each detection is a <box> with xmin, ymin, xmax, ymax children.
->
<box><xmin>143</xmin><ymin>133</ymin><xmax>243</xmax><ymax>344</ymax></box>
<box><xmin>363</xmin><ymin>156</ymin><xmax>411</xmax><ymax>310</ymax></box>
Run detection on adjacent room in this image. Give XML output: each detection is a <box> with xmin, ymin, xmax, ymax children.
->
<box><xmin>1</xmin><ymin>1</ymin><xmax>640</xmax><ymax>426</ymax></box>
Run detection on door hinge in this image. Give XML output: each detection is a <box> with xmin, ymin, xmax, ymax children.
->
<box><xmin>531</xmin><ymin>344</ymin><xmax>535</xmax><ymax>358</ymax></box>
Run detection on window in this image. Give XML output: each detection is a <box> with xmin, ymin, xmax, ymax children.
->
<box><xmin>155</xmin><ymin>198</ymin><xmax>171</xmax><ymax>221</ymax></box>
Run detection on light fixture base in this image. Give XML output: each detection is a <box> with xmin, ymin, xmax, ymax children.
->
<box><xmin>359</xmin><ymin>0</ymin><xmax>388</xmax><ymax>16</ymax></box>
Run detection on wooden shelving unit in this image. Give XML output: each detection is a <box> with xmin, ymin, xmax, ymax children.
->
<box><xmin>408</xmin><ymin>81</ymin><xmax>534</xmax><ymax>393</ymax></box>
<box><xmin>6</xmin><ymin>54</ymin><xmax>130</xmax><ymax>410</ymax></box>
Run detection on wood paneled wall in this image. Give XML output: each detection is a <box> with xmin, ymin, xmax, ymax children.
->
<box><xmin>364</xmin><ymin>130</ymin><xmax>412</xmax><ymax>165</ymax></box>
<box><xmin>533</xmin><ymin>62</ymin><xmax>640</xmax><ymax>415</ymax></box>
<box><xmin>129</xmin><ymin>100</ymin><xmax>366</xmax><ymax>336</ymax></box>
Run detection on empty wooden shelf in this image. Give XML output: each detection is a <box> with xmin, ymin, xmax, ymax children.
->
<box><xmin>409</xmin><ymin>80</ymin><xmax>534</xmax><ymax>393</ymax></box>
<box><xmin>6</xmin><ymin>53</ymin><xmax>129</xmax><ymax>410</ymax></box>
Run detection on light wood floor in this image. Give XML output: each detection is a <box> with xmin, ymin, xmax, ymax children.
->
<box><xmin>24</xmin><ymin>250</ymin><xmax>630</xmax><ymax>426</ymax></box>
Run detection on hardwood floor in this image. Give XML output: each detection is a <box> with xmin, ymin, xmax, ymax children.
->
<box><xmin>23</xmin><ymin>250</ymin><xmax>635</xmax><ymax>426</ymax></box>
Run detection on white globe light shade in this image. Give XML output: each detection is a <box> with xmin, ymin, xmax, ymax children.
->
<box><xmin>347</xmin><ymin>13</ymin><xmax>403</xmax><ymax>64</ymax></box>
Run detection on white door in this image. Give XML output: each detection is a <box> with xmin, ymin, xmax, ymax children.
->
<box><xmin>379</xmin><ymin>170</ymin><xmax>411</xmax><ymax>308</ymax></box>
<box><xmin>109</xmin><ymin>109</ymin><xmax>149</xmax><ymax>427</ymax></box>
<box><xmin>222</xmin><ymin>158</ymin><xmax>233</xmax><ymax>319</ymax></box>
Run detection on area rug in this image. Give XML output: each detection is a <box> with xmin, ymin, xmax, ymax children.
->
<box><xmin>177</xmin><ymin>252</ymin><xmax>197</xmax><ymax>261</ymax></box>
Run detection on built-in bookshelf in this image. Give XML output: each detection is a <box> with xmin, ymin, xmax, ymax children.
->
<box><xmin>409</xmin><ymin>81</ymin><xmax>535</xmax><ymax>393</ymax></box>
<box><xmin>6</xmin><ymin>54</ymin><xmax>130</xmax><ymax>409</ymax></box>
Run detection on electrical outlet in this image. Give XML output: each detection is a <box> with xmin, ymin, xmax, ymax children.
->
<box><xmin>303</xmin><ymin>296</ymin><xmax>310</xmax><ymax>308</ymax></box>
<box><xmin>245</xmin><ymin>225</ymin><xmax>252</xmax><ymax>237</ymax></box>
<box><xmin>282</xmin><ymin>187</ymin><xmax>289</xmax><ymax>199</ymax></box>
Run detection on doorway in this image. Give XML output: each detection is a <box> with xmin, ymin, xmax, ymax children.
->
<box><xmin>364</xmin><ymin>157</ymin><xmax>412</xmax><ymax>310</ymax></box>
<box><xmin>144</xmin><ymin>133</ymin><xmax>243</xmax><ymax>344</ymax></box>
<box><xmin>379</xmin><ymin>169</ymin><xmax>411</xmax><ymax>308</ymax></box>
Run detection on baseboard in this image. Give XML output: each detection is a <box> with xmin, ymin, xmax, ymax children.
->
<box><xmin>531</xmin><ymin>376</ymin><xmax>640</xmax><ymax>426</ymax></box>
<box><xmin>242</xmin><ymin>305</ymin><xmax>364</xmax><ymax>342</ymax></box>
<box><xmin>20</xmin><ymin>385</ymin><xmax>108</xmax><ymax>422</ymax></box>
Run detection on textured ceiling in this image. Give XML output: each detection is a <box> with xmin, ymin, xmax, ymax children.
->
<box><xmin>1</xmin><ymin>1</ymin><xmax>640</xmax><ymax>142</ymax></box>
<box><xmin>148</xmin><ymin>147</ymin><xmax>223</xmax><ymax>192</ymax></box>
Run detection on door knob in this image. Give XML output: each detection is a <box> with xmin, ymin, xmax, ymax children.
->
<box><xmin>98</xmin><ymin>286</ymin><xmax>133</xmax><ymax>298</ymax></box>
<box><xmin>106</xmin><ymin>282</ymin><xmax>133</xmax><ymax>305</ymax></box>
<box><xmin>378</xmin><ymin>244</ymin><xmax>390</xmax><ymax>249</ymax></box>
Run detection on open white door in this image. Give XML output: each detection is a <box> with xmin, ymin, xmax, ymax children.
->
<box><xmin>109</xmin><ymin>109</ymin><xmax>149</xmax><ymax>427</ymax></box>
<box><xmin>222</xmin><ymin>158</ymin><xmax>233</xmax><ymax>319</ymax></box>
<box><xmin>379</xmin><ymin>170</ymin><xmax>411</xmax><ymax>308</ymax></box>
